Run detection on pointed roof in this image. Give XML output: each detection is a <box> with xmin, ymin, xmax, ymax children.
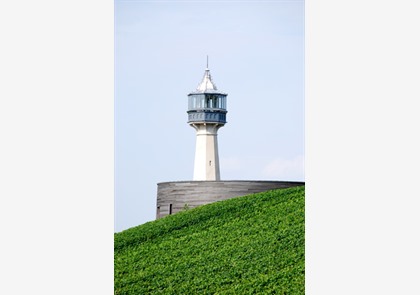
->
<box><xmin>196</xmin><ymin>68</ymin><xmax>217</xmax><ymax>92</ymax></box>
<box><xmin>190</xmin><ymin>67</ymin><xmax>226</xmax><ymax>95</ymax></box>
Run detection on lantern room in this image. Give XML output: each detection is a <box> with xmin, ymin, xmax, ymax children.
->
<box><xmin>187</xmin><ymin>67</ymin><xmax>228</xmax><ymax>125</ymax></box>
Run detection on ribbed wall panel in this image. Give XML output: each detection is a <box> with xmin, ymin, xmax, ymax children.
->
<box><xmin>156</xmin><ymin>181</ymin><xmax>305</xmax><ymax>219</ymax></box>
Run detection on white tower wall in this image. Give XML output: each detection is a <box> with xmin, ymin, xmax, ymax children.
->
<box><xmin>192</xmin><ymin>124</ymin><xmax>222</xmax><ymax>180</ymax></box>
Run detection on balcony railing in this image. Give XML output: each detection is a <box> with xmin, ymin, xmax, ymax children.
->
<box><xmin>187</xmin><ymin>110</ymin><xmax>227</xmax><ymax>124</ymax></box>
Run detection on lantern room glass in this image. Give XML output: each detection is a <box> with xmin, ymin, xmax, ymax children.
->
<box><xmin>188</xmin><ymin>94</ymin><xmax>226</xmax><ymax>111</ymax></box>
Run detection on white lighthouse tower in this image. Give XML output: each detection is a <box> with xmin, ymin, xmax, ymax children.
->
<box><xmin>187</xmin><ymin>62</ymin><xmax>228</xmax><ymax>181</ymax></box>
<box><xmin>156</xmin><ymin>61</ymin><xmax>303</xmax><ymax>219</ymax></box>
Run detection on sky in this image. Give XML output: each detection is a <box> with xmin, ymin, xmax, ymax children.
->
<box><xmin>115</xmin><ymin>0</ymin><xmax>304</xmax><ymax>232</ymax></box>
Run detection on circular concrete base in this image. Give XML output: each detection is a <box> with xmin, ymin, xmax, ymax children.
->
<box><xmin>156</xmin><ymin>180</ymin><xmax>304</xmax><ymax>219</ymax></box>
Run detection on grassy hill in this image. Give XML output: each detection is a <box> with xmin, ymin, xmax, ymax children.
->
<box><xmin>114</xmin><ymin>186</ymin><xmax>305</xmax><ymax>294</ymax></box>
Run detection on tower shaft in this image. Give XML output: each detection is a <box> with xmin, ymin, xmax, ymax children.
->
<box><xmin>192</xmin><ymin>123</ymin><xmax>222</xmax><ymax>181</ymax></box>
<box><xmin>187</xmin><ymin>63</ymin><xmax>227</xmax><ymax>181</ymax></box>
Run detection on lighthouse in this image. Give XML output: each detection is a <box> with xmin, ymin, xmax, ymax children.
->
<box><xmin>156</xmin><ymin>61</ymin><xmax>304</xmax><ymax>219</ymax></box>
<box><xmin>187</xmin><ymin>62</ymin><xmax>228</xmax><ymax>181</ymax></box>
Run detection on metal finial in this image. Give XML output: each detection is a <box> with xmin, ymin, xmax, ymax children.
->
<box><xmin>206</xmin><ymin>55</ymin><xmax>209</xmax><ymax>69</ymax></box>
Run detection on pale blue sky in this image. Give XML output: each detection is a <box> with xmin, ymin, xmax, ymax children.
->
<box><xmin>115</xmin><ymin>0</ymin><xmax>304</xmax><ymax>232</ymax></box>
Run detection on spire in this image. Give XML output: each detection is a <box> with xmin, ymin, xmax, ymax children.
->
<box><xmin>196</xmin><ymin>56</ymin><xmax>218</xmax><ymax>92</ymax></box>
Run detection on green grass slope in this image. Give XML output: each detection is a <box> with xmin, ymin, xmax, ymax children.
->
<box><xmin>114</xmin><ymin>186</ymin><xmax>305</xmax><ymax>294</ymax></box>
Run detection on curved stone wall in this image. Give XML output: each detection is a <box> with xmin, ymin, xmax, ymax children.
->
<box><xmin>156</xmin><ymin>180</ymin><xmax>305</xmax><ymax>219</ymax></box>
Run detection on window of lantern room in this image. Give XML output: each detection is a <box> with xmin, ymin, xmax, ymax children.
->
<box><xmin>205</xmin><ymin>95</ymin><xmax>220</xmax><ymax>109</ymax></box>
<box><xmin>219</xmin><ymin>96</ymin><xmax>225</xmax><ymax>109</ymax></box>
<box><xmin>188</xmin><ymin>96</ymin><xmax>193</xmax><ymax>110</ymax></box>
<box><xmin>206</xmin><ymin>96</ymin><xmax>212</xmax><ymax>109</ymax></box>
<box><xmin>221</xmin><ymin>96</ymin><xmax>226</xmax><ymax>109</ymax></box>
<box><xmin>189</xmin><ymin>95</ymin><xmax>207</xmax><ymax>110</ymax></box>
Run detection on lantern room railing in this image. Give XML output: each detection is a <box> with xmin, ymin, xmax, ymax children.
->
<box><xmin>187</xmin><ymin>110</ymin><xmax>227</xmax><ymax>124</ymax></box>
